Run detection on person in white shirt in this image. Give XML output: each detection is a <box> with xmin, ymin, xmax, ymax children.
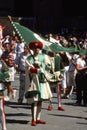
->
<box><xmin>75</xmin><ymin>53</ymin><xmax>87</xmax><ymax>106</ymax></box>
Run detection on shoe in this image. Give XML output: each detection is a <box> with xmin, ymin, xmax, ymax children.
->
<box><xmin>4</xmin><ymin>96</ymin><xmax>10</xmax><ymax>101</ymax></box>
<box><xmin>58</xmin><ymin>106</ymin><xmax>65</xmax><ymax>111</ymax></box>
<box><xmin>18</xmin><ymin>99</ymin><xmax>23</xmax><ymax>104</ymax></box>
<box><xmin>2</xmin><ymin>128</ymin><xmax>7</xmax><ymax>130</ymax></box>
<box><xmin>31</xmin><ymin>120</ymin><xmax>37</xmax><ymax>126</ymax></box>
<box><xmin>74</xmin><ymin>102</ymin><xmax>81</xmax><ymax>106</ymax></box>
<box><xmin>36</xmin><ymin>120</ymin><xmax>46</xmax><ymax>124</ymax></box>
<box><xmin>83</xmin><ymin>103</ymin><xmax>87</xmax><ymax>107</ymax></box>
<box><xmin>12</xmin><ymin>89</ymin><xmax>16</xmax><ymax>99</ymax></box>
<box><xmin>61</xmin><ymin>94</ymin><xmax>68</xmax><ymax>99</ymax></box>
<box><xmin>47</xmin><ymin>105</ymin><xmax>53</xmax><ymax>111</ymax></box>
<box><xmin>66</xmin><ymin>95</ymin><xmax>70</xmax><ymax>99</ymax></box>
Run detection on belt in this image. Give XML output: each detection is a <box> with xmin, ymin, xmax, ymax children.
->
<box><xmin>20</xmin><ymin>70</ymin><xmax>25</xmax><ymax>74</ymax></box>
<box><xmin>68</xmin><ymin>71</ymin><xmax>74</xmax><ymax>72</ymax></box>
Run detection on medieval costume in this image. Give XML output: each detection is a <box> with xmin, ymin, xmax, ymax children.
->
<box><xmin>47</xmin><ymin>52</ymin><xmax>65</xmax><ymax>111</ymax></box>
<box><xmin>25</xmin><ymin>41</ymin><xmax>52</xmax><ymax>126</ymax></box>
<box><xmin>0</xmin><ymin>55</ymin><xmax>9</xmax><ymax>130</ymax></box>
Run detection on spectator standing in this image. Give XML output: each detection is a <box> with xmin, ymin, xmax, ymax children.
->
<box><xmin>62</xmin><ymin>53</ymin><xmax>78</xmax><ymax>98</ymax></box>
<box><xmin>15</xmin><ymin>45</ymin><xmax>31</xmax><ymax>104</ymax></box>
<box><xmin>1</xmin><ymin>43</ymin><xmax>16</xmax><ymax>101</ymax></box>
<box><xmin>59</xmin><ymin>52</ymin><xmax>70</xmax><ymax>96</ymax></box>
<box><xmin>75</xmin><ymin>53</ymin><xmax>87</xmax><ymax>106</ymax></box>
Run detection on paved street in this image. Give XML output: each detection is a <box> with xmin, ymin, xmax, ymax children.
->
<box><xmin>0</xmin><ymin>73</ymin><xmax>87</xmax><ymax>130</ymax></box>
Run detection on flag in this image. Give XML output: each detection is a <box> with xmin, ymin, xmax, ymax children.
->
<box><xmin>78</xmin><ymin>48</ymin><xmax>87</xmax><ymax>55</ymax></box>
<box><xmin>10</xmin><ymin>20</ymin><xmax>81</xmax><ymax>54</ymax></box>
<box><xmin>49</xmin><ymin>43</ymin><xmax>79</xmax><ymax>53</ymax></box>
<box><xmin>11</xmin><ymin>21</ymin><xmax>52</xmax><ymax>47</ymax></box>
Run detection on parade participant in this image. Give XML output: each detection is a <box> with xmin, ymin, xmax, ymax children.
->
<box><xmin>47</xmin><ymin>52</ymin><xmax>65</xmax><ymax>111</ymax></box>
<box><xmin>25</xmin><ymin>41</ymin><xmax>52</xmax><ymax>126</ymax></box>
<box><xmin>0</xmin><ymin>50</ymin><xmax>9</xmax><ymax>130</ymax></box>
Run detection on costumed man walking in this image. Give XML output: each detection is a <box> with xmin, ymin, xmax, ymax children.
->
<box><xmin>47</xmin><ymin>52</ymin><xmax>65</xmax><ymax>111</ymax></box>
<box><xmin>0</xmin><ymin>50</ymin><xmax>9</xmax><ymax>130</ymax></box>
<box><xmin>25</xmin><ymin>41</ymin><xmax>52</xmax><ymax>126</ymax></box>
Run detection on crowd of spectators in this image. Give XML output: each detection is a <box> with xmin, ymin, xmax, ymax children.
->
<box><xmin>0</xmin><ymin>22</ymin><xmax>87</xmax><ymax>129</ymax></box>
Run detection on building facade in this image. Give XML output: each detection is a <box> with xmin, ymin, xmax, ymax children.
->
<box><xmin>0</xmin><ymin>0</ymin><xmax>15</xmax><ymax>16</ymax></box>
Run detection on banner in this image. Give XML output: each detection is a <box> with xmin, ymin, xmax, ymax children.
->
<box><xmin>9</xmin><ymin>17</ymin><xmax>85</xmax><ymax>55</ymax></box>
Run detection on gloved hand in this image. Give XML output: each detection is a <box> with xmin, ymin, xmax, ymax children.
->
<box><xmin>34</xmin><ymin>61</ymin><xmax>42</xmax><ymax>68</ymax></box>
<box><xmin>40</xmin><ymin>68</ymin><xmax>44</xmax><ymax>73</ymax></box>
<box><xmin>37</xmin><ymin>68</ymin><xmax>44</xmax><ymax>74</ymax></box>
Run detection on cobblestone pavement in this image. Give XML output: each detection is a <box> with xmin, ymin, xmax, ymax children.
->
<box><xmin>0</xmin><ymin>73</ymin><xmax>87</xmax><ymax>130</ymax></box>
